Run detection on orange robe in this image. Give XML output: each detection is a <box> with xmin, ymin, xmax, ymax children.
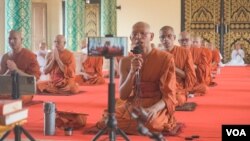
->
<box><xmin>0</xmin><ymin>48</ymin><xmax>41</xmax><ymax>103</ymax></box>
<box><xmin>211</xmin><ymin>48</ymin><xmax>220</xmax><ymax>72</ymax></box>
<box><xmin>170</xmin><ymin>46</ymin><xmax>196</xmax><ymax>106</ymax></box>
<box><xmin>202</xmin><ymin>47</ymin><xmax>213</xmax><ymax>85</ymax></box>
<box><xmin>37</xmin><ymin>49</ymin><xmax>79</xmax><ymax>94</ymax></box>
<box><xmin>189</xmin><ymin>47</ymin><xmax>209</xmax><ymax>95</ymax></box>
<box><xmin>75</xmin><ymin>56</ymin><xmax>105</xmax><ymax>85</ymax></box>
<box><xmin>97</xmin><ymin>48</ymin><xmax>177</xmax><ymax>134</ymax></box>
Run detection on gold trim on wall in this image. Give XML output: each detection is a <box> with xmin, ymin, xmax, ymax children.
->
<box><xmin>184</xmin><ymin>0</ymin><xmax>221</xmax><ymax>50</ymax></box>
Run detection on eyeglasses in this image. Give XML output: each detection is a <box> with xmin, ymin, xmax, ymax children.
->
<box><xmin>131</xmin><ymin>32</ymin><xmax>151</xmax><ymax>39</ymax></box>
<box><xmin>178</xmin><ymin>38</ymin><xmax>190</xmax><ymax>42</ymax></box>
<box><xmin>159</xmin><ymin>34</ymin><xmax>175</xmax><ymax>40</ymax></box>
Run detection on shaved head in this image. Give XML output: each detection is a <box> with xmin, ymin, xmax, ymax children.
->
<box><xmin>8</xmin><ymin>30</ymin><xmax>23</xmax><ymax>52</ymax></box>
<box><xmin>54</xmin><ymin>34</ymin><xmax>66</xmax><ymax>51</ymax></box>
<box><xmin>132</xmin><ymin>21</ymin><xmax>150</xmax><ymax>31</ymax></box>
<box><xmin>160</xmin><ymin>26</ymin><xmax>174</xmax><ymax>33</ymax></box>
<box><xmin>130</xmin><ymin>21</ymin><xmax>154</xmax><ymax>55</ymax></box>
<box><xmin>9</xmin><ymin>30</ymin><xmax>22</xmax><ymax>38</ymax></box>
<box><xmin>179</xmin><ymin>31</ymin><xmax>191</xmax><ymax>40</ymax></box>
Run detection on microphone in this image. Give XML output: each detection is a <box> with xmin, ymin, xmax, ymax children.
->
<box><xmin>138</xmin><ymin>122</ymin><xmax>166</xmax><ymax>141</ymax></box>
<box><xmin>131</xmin><ymin>42</ymin><xmax>143</xmax><ymax>54</ymax></box>
<box><xmin>131</xmin><ymin>107</ymin><xmax>149</xmax><ymax>123</ymax></box>
<box><xmin>138</xmin><ymin>122</ymin><xmax>152</xmax><ymax>136</ymax></box>
<box><xmin>130</xmin><ymin>42</ymin><xmax>143</xmax><ymax>75</ymax></box>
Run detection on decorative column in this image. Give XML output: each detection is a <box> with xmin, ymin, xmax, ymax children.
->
<box><xmin>101</xmin><ymin>0</ymin><xmax>117</xmax><ymax>36</ymax></box>
<box><xmin>65</xmin><ymin>0</ymin><xmax>85</xmax><ymax>51</ymax></box>
<box><xmin>5</xmin><ymin>0</ymin><xmax>32</xmax><ymax>52</ymax></box>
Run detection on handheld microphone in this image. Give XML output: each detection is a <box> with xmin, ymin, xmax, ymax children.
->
<box><xmin>138</xmin><ymin>122</ymin><xmax>166</xmax><ymax>141</ymax></box>
<box><xmin>131</xmin><ymin>42</ymin><xmax>143</xmax><ymax>54</ymax></box>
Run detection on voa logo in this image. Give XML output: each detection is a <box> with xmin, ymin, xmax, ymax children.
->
<box><xmin>226</xmin><ymin>129</ymin><xmax>246</xmax><ymax>136</ymax></box>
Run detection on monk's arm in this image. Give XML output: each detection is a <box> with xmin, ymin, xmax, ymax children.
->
<box><xmin>119</xmin><ymin>58</ymin><xmax>135</xmax><ymax>100</ymax></box>
<box><xmin>0</xmin><ymin>55</ymin><xmax>8</xmax><ymax>74</ymax></box>
<box><xmin>6</xmin><ymin>60</ymin><xmax>34</xmax><ymax>77</ymax></box>
<box><xmin>194</xmin><ymin>64</ymin><xmax>197</xmax><ymax>69</ymax></box>
<box><xmin>44</xmin><ymin>53</ymin><xmax>54</xmax><ymax>74</ymax></box>
<box><xmin>15</xmin><ymin>68</ymin><xmax>34</xmax><ymax>77</ymax></box>
<box><xmin>55</xmin><ymin>56</ymin><xmax>65</xmax><ymax>72</ymax></box>
<box><xmin>175</xmin><ymin>67</ymin><xmax>185</xmax><ymax>79</ymax></box>
<box><xmin>161</xmin><ymin>57</ymin><xmax>177</xmax><ymax>114</ymax></box>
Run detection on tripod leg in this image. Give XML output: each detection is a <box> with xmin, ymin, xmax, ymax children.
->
<box><xmin>0</xmin><ymin>130</ymin><xmax>11</xmax><ymax>141</ymax></box>
<box><xmin>14</xmin><ymin>125</ymin><xmax>22</xmax><ymax>141</ymax></box>
<box><xmin>92</xmin><ymin>127</ymin><xmax>108</xmax><ymax>141</ymax></box>
<box><xmin>109</xmin><ymin>129</ymin><xmax>116</xmax><ymax>141</ymax></box>
<box><xmin>117</xmin><ymin>128</ymin><xmax>130</xmax><ymax>141</ymax></box>
<box><xmin>20</xmin><ymin>126</ymin><xmax>36</xmax><ymax>141</ymax></box>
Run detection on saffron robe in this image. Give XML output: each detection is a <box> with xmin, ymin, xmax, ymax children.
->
<box><xmin>37</xmin><ymin>49</ymin><xmax>79</xmax><ymax>94</ymax></box>
<box><xmin>170</xmin><ymin>46</ymin><xmax>196</xmax><ymax>106</ymax></box>
<box><xmin>202</xmin><ymin>47</ymin><xmax>213</xmax><ymax>85</ymax></box>
<box><xmin>0</xmin><ymin>48</ymin><xmax>41</xmax><ymax>103</ymax></box>
<box><xmin>189</xmin><ymin>47</ymin><xmax>209</xmax><ymax>95</ymax></box>
<box><xmin>75</xmin><ymin>56</ymin><xmax>105</xmax><ymax>85</ymax></box>
<box><xmin>211</xmin><ymin>48</ymin><xmax>221</xmax><ymax>72</ymax></box>
<box><xmin>97</xmin><ymin>48</ymin><xmax>177</xmax><ymax>134</ymax></box>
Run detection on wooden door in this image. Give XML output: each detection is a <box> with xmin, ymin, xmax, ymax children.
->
<box><xmin>32</xmin><ymin>3</ymin><xmax>47</xmax><ymax>51</ymax></box>
<box><xmin>182</xmin><ymin>0</ymin><xmax>250</xmax><ymax>63</ymax></box>
<box><xmin>223</xmin><ymin>0</ymin><xmax>250</xmax><ymax>63</ymax></box>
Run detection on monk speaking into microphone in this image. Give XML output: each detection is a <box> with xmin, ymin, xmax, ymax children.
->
<box><xmin>96</xmin><ymin>21</ymin><xmax>180</xmax><ymax>135</ymax></box>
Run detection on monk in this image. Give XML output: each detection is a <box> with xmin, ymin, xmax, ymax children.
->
<box><xmin>179</xmin><ymin>32</ymin><xmax>208</xmax><ymax>96</ymax></box>
<box><xmin>75</xmin><ymin>56</ymin><xmax>105</xmax><ymax>85</ymax></box>
<box><xmin>207</xmin><ymin>42</ymin><xmax>220</xmax><ymax>76</ymax></box>
<box><xmin>159</xmin><ymin>26</ymin><xmax>196</xmax><ymax>106</ymax></box>
<box><xmin>37</xmin><ymin>35</ymin><xmax>79</xmax><ymax>94</ymax></box>
<box><xmin>0</xmin><ymin>30</ymin><xmax>41</xmax><ymax>104</ymax></box>
<box><xmin>193</xmin><ymin>36</ymin><xmax>216</xmax><ymax>87</ymax></box>
<box><xmin>75</xmin><ymin>39</ymin><xmax>105</xmax><ymax>85</ymax></box>
<box><xmin>96</xmin><ymin>22</ymin><xmax>179</xmax><ymax>135</ymax></box>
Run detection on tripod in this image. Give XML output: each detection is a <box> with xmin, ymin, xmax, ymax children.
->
<box><xmin>0</xmin><ymin>71</ymin><xmax>36</xmax><ymax>141</ymax></box>
<box><xmin>92</xmin><ymin>57</ymin><xmax>129</xmax><ymax>141</ymax></box>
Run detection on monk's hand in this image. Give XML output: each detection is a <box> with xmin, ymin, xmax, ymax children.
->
<box><xmin>144</xmin><ymin>106</ymin><xmax>158</xmax><ymax>122</ymax></box>
<box><xmin>130</xmin><ymin>55</ymin><xmax>143</xmax><ymax>74</ymax></box>
<box><xmin>53</xmin><ymin>48</ymin><xmax>60</xmax><ymax>62</ymax></box>
<box><xmin>82</xmin><ymin>72</ymin><xmax>91</xmax><ymax>80</ymax></box>
<box><xmin>6</xmin><ymin>60</ymin><xmax>18</xmax><ymax>71</ymax></box>
<box><xmin>60</xmin><ymin>85</ymin><xmax>70</xmax><ymax>91</ymax></box>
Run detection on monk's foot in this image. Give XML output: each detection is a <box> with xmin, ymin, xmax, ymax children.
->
<box><xmin>83</xmin><ymin>125</ymin><xmax>108</xmax><ymax>134</ymax></box>
<box><xmin>187</xmin><ymin>93</ymin><xmax>195</xmax><ymax>98</ymax></box>
<box><xmin>209</xmin><ymin>82</ymin><xmax>218</xmax><ymax>87</ymax></box>
<box><xmin>163</xmin><ymin>123</ymin><xmax>184</xmax><ymax>136</ymax></box>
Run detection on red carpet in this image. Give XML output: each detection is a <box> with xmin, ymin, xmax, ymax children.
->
<box><xmin>3</xmin><ymin>66</ymin><xmax>250</xmax><ymax>141</ymax></box>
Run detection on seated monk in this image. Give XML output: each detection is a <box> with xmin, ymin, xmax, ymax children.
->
<box><xmin>75</xmin><ymin>39</ymin><xmax>105</xmax><ymax>85</ymax></box>
<box><xmin>75</xmin><ymin>56</ymin><xmax>105</xmax><ymax>85</ymax></box>
<box><xmin>96</xmin><ymin>22</ymin><xmax>179</xmax><ymax>135</ymax></box>
<box><xmin>207</xmin><ymin>42</ymin><xmax>220</xmax><ymax>77</ymax></box>
<box><xmin>159</xmin><ymin>26</ymin><xmax>196</xmax><ymax>106</ymax></box>
<box><xmin>37</xmin><ymin>35</ymin><xmax>79</xmax><ymax>94</ymax></box>
<box><xmin>179</xmin><ymin>32</ymin><xmax>208</xmax><ymax>96</ymax></box>
<box><xmin>0</xmin><ymin>30</ymin><xmax>41</xmax><ymax>104</ymax></box>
